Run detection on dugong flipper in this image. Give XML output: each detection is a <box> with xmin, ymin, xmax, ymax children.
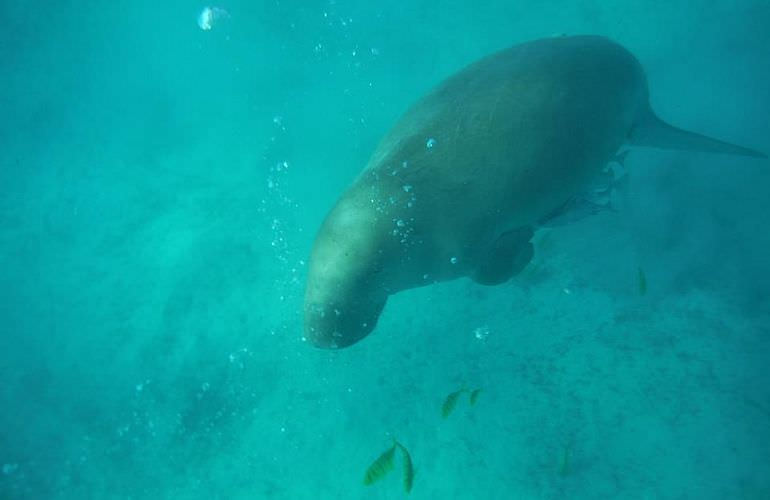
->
<box><xmin>304</xmin><ymin>35</ymin><xmax>765</xmax><ymax>349</ymax></box>
<box><xmin>471</xmin><ymin>226</ymin><xmax>534</xmax><ymax>286</ymax></box>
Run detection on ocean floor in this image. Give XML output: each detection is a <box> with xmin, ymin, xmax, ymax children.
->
<box><xmin>1</xmin><ymin>149</ymin><xmax>768</xmax><ymax>498</ymax></box>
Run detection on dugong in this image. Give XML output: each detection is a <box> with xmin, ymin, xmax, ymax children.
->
<box><xmin>304</xmin><ymin>35</ymin><xmax>765</xmax><ymax>349</ymax></box>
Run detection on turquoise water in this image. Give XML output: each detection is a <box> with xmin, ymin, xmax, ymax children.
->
<box><xmin>1</xmin><ymin>1</ymin><xmax>769</xmax><ymax>498</ymax></box>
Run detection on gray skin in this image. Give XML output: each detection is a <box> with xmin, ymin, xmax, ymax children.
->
<box><xmin>304</xmin><ymin>35</ymin><xmax>765</xmax><ymax>349</ymax></box>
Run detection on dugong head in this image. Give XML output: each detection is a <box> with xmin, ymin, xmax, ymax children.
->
<box><xmin>304</xmin><ymin>279</ymin><xmax>386</xmax><ymax>349</ymax></box>
<box><xmin>303</xmin><ymin>197</ymin><xmax>389</xmax><ymax>349</ymax></box>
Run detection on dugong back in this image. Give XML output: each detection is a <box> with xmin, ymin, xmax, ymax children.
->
<box><xmin>364</xmin><ymin>35</ymin><xmax>648</xmax><ymax>254</ymax></box>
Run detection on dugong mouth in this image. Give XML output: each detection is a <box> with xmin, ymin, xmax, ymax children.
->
<box><xmin>303</xmin><ymin>295</ymin><xmax>386</xmax><ymax>349</ymax></box>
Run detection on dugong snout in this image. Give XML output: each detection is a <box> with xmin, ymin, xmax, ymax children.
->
<box><xmin>304</xmin><ymin>286</ymin><xmax>386</xmax><ymax>348</ymax></box>
<box><xmin>303</xmin><ymin>195</ymin><xmax>391</xmax><ymax>348</ymax></box>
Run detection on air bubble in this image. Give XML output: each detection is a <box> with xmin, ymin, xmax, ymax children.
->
<box><xmin>198</xmin><ymin>6</ymin><xmax>230</xmax><ymax>31</ymax></box>
<box><xmin>2</xmin><ymin>464</ymin><xmax>18</xmax><ymax>475</ymax></box>
<box><xmin>473</xmin><ymin>326</ymin><xmax>490</xmax><ymax>340</ymax></box>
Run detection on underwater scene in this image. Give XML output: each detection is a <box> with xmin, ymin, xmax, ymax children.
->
<box><xmin>1</xmin><ymin>0</ymin><xmax>768</xmax><ymax>498</ymax></box>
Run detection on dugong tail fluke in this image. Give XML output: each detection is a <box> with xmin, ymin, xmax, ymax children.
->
<box><xmin>629</xmin><ymin>107</ymin><xmax>767</xmax><ymax>158</ymax></box>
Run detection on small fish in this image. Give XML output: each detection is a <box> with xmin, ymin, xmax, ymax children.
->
<box><xmin>442</xmin><ymin>389</ymin><xmax>464</xmax><ymax>418</ymax></box>
<box><xmin>539</xmin><ymin>197</ymin><xmax>615</xmax><ymax>228</ymax></box>
<box><xmin>539</xmin><ymin>162</ymin><xmax>627</xmax><ymax>228</ymax></box>
<box><xmin>363</xmin><ymin>444</ymin><xmax>396</xmax><ymax>486</ymax></box>
<box><xmin>396</xmin><ymin>441</ymin><xmax>415</xmax><ymax>493</ymax></box>
<box><xmin>638</xmin><ymin>267</ymin><xmax>647</xmax><ymax>296</ymax></box>
<box><xmin>197</xmin><ymin>6</ymin><xmax>230</xmax><ymax>31</ymax></box>
<box><xmin>469</xmin><ymin>389</ymin><xmax>482</xmax><ymax>405</ymax></box>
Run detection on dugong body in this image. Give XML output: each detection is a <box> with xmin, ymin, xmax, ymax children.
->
<box><xmin>304</xmin><ymin>35</ymin><xmax>764</xmax><ymax>349</ymax></box>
